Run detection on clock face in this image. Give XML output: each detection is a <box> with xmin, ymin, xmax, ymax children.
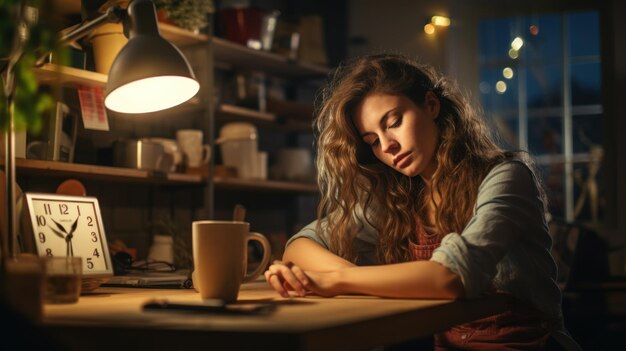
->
<box><xmin>25</xmin><ymin>193</ymin><xmax>113</xmax><ymax>277</ymax></box>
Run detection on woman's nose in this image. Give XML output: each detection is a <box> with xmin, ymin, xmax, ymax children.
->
<box><xmin>381</xmin><ymin>137</ymin><xmax>399</xmax><ymax>154</ymax></box>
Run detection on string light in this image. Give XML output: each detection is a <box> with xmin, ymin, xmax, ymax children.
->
<box><xmin>431</xmin><ymin>16</ymin><xmax>451</xmax><ymax>27</ymax></box>
<box><xmin>511</xmin><ymin>37</ymin><xmax>524</xmax><ymax>50</ymax></box>
<box><xmin>502</xmin><ymin>67</ymin><xmax>514</xmax><ymax>79</ymax></box>
<box><xmin>423</xmin><ymin>15</ymin><xmax>450</xmax><ymax>34</ymax></box>
<box><xmin>424</xmin><ymin>23</ymin><xmax>436</xmax><ymax>35</ymax></box>
<box><xmin>529</xmin><ymin>25</ymin><xmax>539</xmax><ymax>36</ymax></box>
<box><xmin>495</xmin><ymin>81</ymin><xmax>507</xmax><ymax>94</ymax></box>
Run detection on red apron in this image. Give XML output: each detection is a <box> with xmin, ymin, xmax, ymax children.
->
<box><xmin>409</xmin><ymin>226</ymin><xmax>553</xmax><ymax>350</ymax></box>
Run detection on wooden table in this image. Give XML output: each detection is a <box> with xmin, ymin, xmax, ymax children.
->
<box><xmin>42</xmin><ymin>281</ymin><xmax>506</xmax><ymax>351</ymax></box>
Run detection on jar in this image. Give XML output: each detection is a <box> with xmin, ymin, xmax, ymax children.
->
<box><xmin>148</xmin><ymin>235</ymin><xmax>174</xmax><ymax>264</ymax></box>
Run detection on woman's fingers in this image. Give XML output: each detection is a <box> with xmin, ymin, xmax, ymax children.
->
<box><xmin>264</xmin><ymin>270</ymin><xmax>288</xmax><ymax>297</ymax></box>
<box><xmin>264</xmin><ymin>262</ymin><xmax>308</xmax><ymax>297</ymax></box>
<box><xmin>269</xmin><ymin>264</ymin><xmax>306</xmax><ymax>297</ymax></box>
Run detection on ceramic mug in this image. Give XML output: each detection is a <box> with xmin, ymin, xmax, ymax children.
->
<box><xmin>176</xmin><ymin>129</ymin><xmax>211</xmax><ymax>169</ymax></box>
<box><xmin>192</xmin><ymin>221</ymin><xmax>271</xmax><ymax>302</ymax></box>
<box><xmin>142</xmin><ymin>138</ymin><xmax>183</xmax><ymax>172</ymax></box>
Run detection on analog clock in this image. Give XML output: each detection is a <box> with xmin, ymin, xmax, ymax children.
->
<box><xmin>24</xmin><ymin>193</ymin><xmax>113</xmax><ymax>289</ymax></box>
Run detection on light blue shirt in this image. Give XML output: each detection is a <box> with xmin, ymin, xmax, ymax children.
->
<box><xmin>287</xmin><ymin>160</ymin><xmax>564</xmax><ymax>328</ymax></box>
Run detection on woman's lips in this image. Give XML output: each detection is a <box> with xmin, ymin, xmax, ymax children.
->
<box><xmin>393</xmin><ymin>152</ymin><xmax>412</xmax><ymax>168</ymax></box>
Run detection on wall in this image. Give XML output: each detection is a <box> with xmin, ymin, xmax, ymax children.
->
<box><xmin>347</xmin><ymin>0</ymin><xmax>450</xmax><ymax>72</ymax></box>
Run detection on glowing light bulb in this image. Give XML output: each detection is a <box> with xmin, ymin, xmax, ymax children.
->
<box><xmin>502</xmin><ymin>67</ymin><xmax>514</xmax><ymax>79</ymax></box>
<box><xmin>495</xmin><ymin>81</ymin><xmax>507</xmax><ymax>94</ymax></box>
<box><xmin>424</xmin><ymin>23</ymin><xmax>436</xmax><ymax>35</ymax></box>
<box><xmin>511</xmin><ymin>37</ymin><xmax>524</xmax><ymax>50</ymax></box>
<box><xmin>431</xmin><ymin>16</ymin><xmax>451</xmax><ymax>27</ymax></box>
<box><xmin>508</xmin><ymin>48</ymin><xmax>519</xmax><ymax>59</ymax></box>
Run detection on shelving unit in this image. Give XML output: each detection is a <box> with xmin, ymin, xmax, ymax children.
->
<box><xmin>214</xmin><ymin>177</ymin><xmax>317</xmax><ymax>194</ymax></box>
<box><xmin>30</xmin><ymin>70</ymin><xmax>315</xmax><ymax>191</ymax></box>
<box><xmin>26</xmin><ymin>0</ymin><xmax>330</xmax><ymax>258</ymax></box>
<box><xmin>213</xmin><ymin>37</ymin><xmax>331</xmax><ymax>78</ymax></box>
<box><xmin>13</xmin><ymin>159</ymin><xmax>204</xmax><ymax>185</ymax></box>
<box><xmin>210</xmin><ymin>31</ymin><xmax>328</xmax><ymax>244</ymax></box>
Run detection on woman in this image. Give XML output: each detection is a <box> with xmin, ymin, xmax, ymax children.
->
<box><xmin>264</xmin><ymin>53</ymin><xmax>577</xmax><ymax>350</ymax></box>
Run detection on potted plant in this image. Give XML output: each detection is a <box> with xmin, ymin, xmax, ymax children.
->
<box><xmin>153</xmin><ymin>0</ymin><xmax>214</xmax><ymax>33</ymax></box>
<box><xmin>1</xmin><ymin>0</ymin><xmax>64</xmax><ymax>134</ymax></box>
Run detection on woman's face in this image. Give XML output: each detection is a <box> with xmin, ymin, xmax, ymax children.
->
<box><xmin>353</xmin><ymin>92</ymin><xmax>440</xmax><ymax>179</ymax></box>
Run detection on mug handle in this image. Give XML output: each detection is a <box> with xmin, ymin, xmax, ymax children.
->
<box><xmin>243</xmin><ymin>232</ymin><xmax>271</xmax><ymax>283</ymax></box>
<box><xmin>201</xmin><ymin>144</ymin><xmax>212</xmax><ymax>165</ymax></box>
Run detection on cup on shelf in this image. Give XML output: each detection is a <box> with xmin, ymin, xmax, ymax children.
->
<box><xmin>142</xmin><ymin>138</ymin><xmax>183</xmax><ymax>172</ymax></box>
<box><xmin>275</xmin><ymin>148</ymin><xmax>313</xmax><ymax>181</ymax></box>
<box><xmin>255</xmin><ymin>151</ymin><xmax>268</xmax><ymax>180</ymax></box>
<box><xmin>191</xmin><ymin>221</ymin><xmax>271</xmax><ymax>302</ymax></box>
<box><xmin>176</xmin><ymin>129</ymin><xmax>211</xmax><ymax>170</ymax></box>
<box><xmin>216</xmin><ymin>123</ymin><xmax>258</xmax><ymax>179</ymax></box>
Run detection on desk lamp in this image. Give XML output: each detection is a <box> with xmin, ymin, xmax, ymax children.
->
<box><xmin>2</xmin><ymin>0</ymin><xmax>200</xmax><ymax>261</ymax></box>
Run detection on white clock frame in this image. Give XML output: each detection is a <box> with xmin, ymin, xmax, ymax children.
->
<box><xmin>23</xmin><ymin>193</ymin><xmax>113</xmax><ymax>286</ymax></box>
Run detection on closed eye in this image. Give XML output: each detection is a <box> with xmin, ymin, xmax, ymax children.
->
<box><xmin>387</xmin><ymin>116</ymin><xmax>402</xmax><ymax>129</ymax></box>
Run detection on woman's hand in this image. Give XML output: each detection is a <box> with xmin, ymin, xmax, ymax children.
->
<box><xmin>264</xmin><ymin>261</ymin><xmax>342</xmax><ymax>298</ymax></box>
<box><xmin>264</xmin><ymin>260</ymin><xmax>308</xmax><ymax>298</ymax></box>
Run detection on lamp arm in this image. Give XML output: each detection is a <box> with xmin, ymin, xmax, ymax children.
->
<box><xmin>2</xmin><ymin>2</ymin><xmax>39</xmax><ymax>262</ymax></box>
<box><xmin>2</xmin><ymin>3</ymin><xmax>37</xmax><ymax>96</ymax></box>
<box><xmin>59</xmin><ymin>5</ymin><xmax>127</xmax><ymax>45</ymax></box>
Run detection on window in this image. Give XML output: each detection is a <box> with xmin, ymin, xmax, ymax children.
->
<box><xmin>479</xmin><ymin>11</ymin><xmax>602</xmax><ymax>222</ymax></box>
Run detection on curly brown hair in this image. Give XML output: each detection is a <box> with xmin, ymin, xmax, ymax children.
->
<box><xmin>314</xmin><ymin>53</ymin><xmax>512</xmax><ymax>264</ymax></box>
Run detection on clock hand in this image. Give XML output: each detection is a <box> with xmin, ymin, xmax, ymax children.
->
<box><xmin>67</xmin><ymin>216</ymin><xmax>79</xmax><ymax>238</ymax></box>
<box><xmin>50</xmin><ymin>218</ymin><xmax>68</xmax><ymax>234</ymax></box>
<box><xmin>67</xmin><ymin>216</ymin><xmax>79</xmax><ymax>257</ymax></box>
<box><xmin>48</xmin><ymin>225</ymin><xmax>66</xmax><ymax>239</ymax></box>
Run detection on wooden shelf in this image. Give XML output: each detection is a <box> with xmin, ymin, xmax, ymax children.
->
<box><xmin>213</xmin><ymin>177</ymin><xmax>318</xmax><ymax>194</ymax></box>
<box><xmin>267</xmin><ymin>98</ymin><xmax>314</xmax><ymax>121</ymax></box>
<box><xmin>216</xmin><ymin>104</ymin><xmax>313</xmax><ymax>132</ymax></box>
<box><xmin>212</xmin><ymin>37</ymin><xmax>331</xmax><ymax>78</ymax></box>
<box><xmin>216</xmin><ymin>104</ymin><xmax>277</xmax><ymax>123</ymax></box>
<box><xmin>160</xmin><ymin>23</ymin><xmax>209</xmax><ymax>46</ymax></box>
<box><xmin>34</xmin><ymin>64</ymin><xmax>107</xmax><ymax>88</ymax></box>
<box><xmin>14</xmin><ymin>159</ymin><xmax>205</xmax><ymax>185</ymax></box>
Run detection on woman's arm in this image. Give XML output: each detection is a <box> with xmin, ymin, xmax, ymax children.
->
<box><xmin>265</xmin><ymin>238</ymin><xmax>356</xmax><ymax>298</ymax></box>
<box><xmin>283</xmin><ymin>237</ymin><xmax>356</xmax><ymax>271</ymax></box>
<box><xmin>307</xmin><ymin>260</ymin><xmax>464</xmax><ymax>299</ymax></box>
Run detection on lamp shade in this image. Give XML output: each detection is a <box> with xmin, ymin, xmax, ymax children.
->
<box><xmin>104</xmin><ymin>0</ymin><xmax>199</xmax><ymax>113</ymax></box>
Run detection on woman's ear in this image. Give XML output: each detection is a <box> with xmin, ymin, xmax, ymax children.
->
<box><xmin>424</xmin><ymin>91</ymin><xmax>441</xmax><ymax>119</ymax></box>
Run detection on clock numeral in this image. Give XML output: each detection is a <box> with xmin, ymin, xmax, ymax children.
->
<box><xmin>36</xmin><ymin>215</ymin><xmax>46</xmax><ymax>227</ymax></box>
<box><xmin>44</xmin><ymin>203</ymin><xmax>51</xmax><ymax>215</ymax></box>
<box><xmin>45</xmin><ymin>248</ymin><xmax>53</xmax><ymax>256</ymax></box>
<box><xmin>91</xmin><ymin>232</ymin><xmax>98</xmax><ymax>242</ymax></box>
<box><xmin>38</xmin><ymin>232</ymin><xmax>46</xmax><ymax>243</ymax></box>
<box><xmin>86</xmin><ymin>258</ymin><xmax>94</xmax><ymax>270</ymax></box>
<box><xmin>93</xmin><ymin>248</ymin><xmax>100</xmax><ymax>258</ymax></box>
<box><xmin>76</xmin><ymin>205</ymin><xmax>81</xmax><ymax>216</ymax></box>
<box><xmin>87</xmin><ymin>216</ymin><xmax>94</xmax><ymax>226</ymax></box>
<box><xmin>59</xmin><ymin>203</ymin><xmax>69</xmax><ymax>215</ymax></box>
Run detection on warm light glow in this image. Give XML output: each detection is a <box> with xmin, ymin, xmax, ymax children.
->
<box><xmin>529</xmin><ymin>25</ymin><xmax>539</xmax><ymax>36</ymax></box>
<box><xmin>105</xmin><ymin>76</ymin><xmax>200</xmax><ymax>113</ymax></box>
<box><xmin>495</xmin><ymin>81</ymin><xmax>507</xmax><ymax>94</ymax></box>
<box><xmin>511</xmin><ymin>37</ymin><xmax>524</xmax><ymax>50</ymax></box>
<box><xmin>431</xmin><ymin>16</ymin><xmax>451</xmax><ymax>27</ymax></box>
<box><xmin>424</xmin><ymin>23</ymin><xmax>436</xmax><ymax>35</ymax></box>
<box><xmin>502</xmin><ymin>67</ymin><xmax>514</xmax><ymax>79</ymax></box>
<box><xmin>508</xmin><ymin>48</ymin><xmax>519</xmax><ymax>59</ymax></box>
